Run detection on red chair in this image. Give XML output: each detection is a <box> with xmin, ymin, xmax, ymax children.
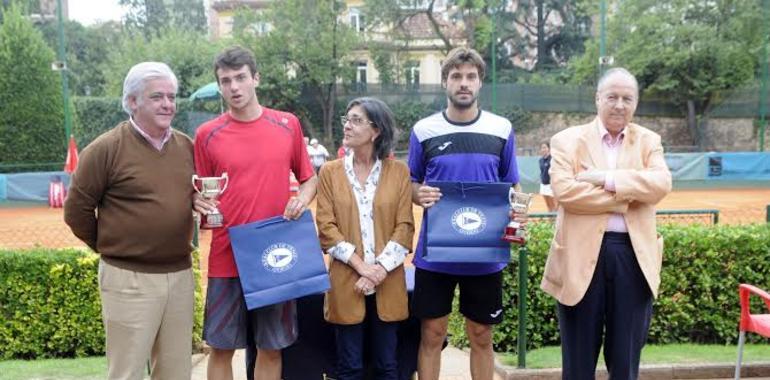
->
<box><xmin>735</xmin><ymin>284</ymin><xmax>770</xmax><ymax>379</ymax></box>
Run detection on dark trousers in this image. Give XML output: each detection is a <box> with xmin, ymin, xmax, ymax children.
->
<box><xmin>558</xmin><ymin>232</ymin><xmax>653</xmax><ymax>380</ymax></box>
<box><xmin>335</xmin><ymin>295</ymin><xmax>399</xmax><ymax>380</ymax></box>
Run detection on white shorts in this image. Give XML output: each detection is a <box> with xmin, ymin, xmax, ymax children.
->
<box><xmin>540</xmin><ymin>183</ymin><xmax>554</xmax><ymax>197</ymax></box>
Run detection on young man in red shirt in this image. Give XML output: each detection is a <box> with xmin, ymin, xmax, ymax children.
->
<box><xmin>194</xmin><ymin>46</ymin><xmax>317</xmax><ymax>380</ymax></box>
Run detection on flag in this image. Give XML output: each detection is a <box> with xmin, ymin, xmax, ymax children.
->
<box><xmin>64</xmin><ymin>135</ymin><xmax>78</xmax><ymax>174</ymax></box>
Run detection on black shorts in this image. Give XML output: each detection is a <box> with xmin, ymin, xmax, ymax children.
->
<box><xmin>411</xmin><ymin>267</ymin><xmax>504</xmax><ymax>325</ymax></box>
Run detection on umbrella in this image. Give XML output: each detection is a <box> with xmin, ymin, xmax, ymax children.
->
<box><xmin>189</xmin><ymin>82</ymin><xmax>221</xmax><ymax>101</ymax></box>
<box><xmin>64</xmin><ymin>135</ymin><xmax>78</xmax><ymax>174</ymax></box>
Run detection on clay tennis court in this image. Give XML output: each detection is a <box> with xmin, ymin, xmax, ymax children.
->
<box><xmin>1</xmin><ymin>188</ymin><xmax>768</xmax><ymax>279</ymax></box>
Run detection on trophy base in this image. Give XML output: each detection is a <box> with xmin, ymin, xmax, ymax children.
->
<box><xmin>501</xmin><ymin>235</ymin><xmax>526</xmax><ymax>245</ymax></box>
<box><xmin>501</xmin><ymin>225</ymin><xmax>526</xmax><ymax>245</ymax></box>
<box><xmin>200</xmin><ymin>212</ymin><xmax>225</xmax><ymax>229</ymax></box>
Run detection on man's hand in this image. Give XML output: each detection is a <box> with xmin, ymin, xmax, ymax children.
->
<box><xmin>509</xmin><ymin>209</ymin><xmax>529</xmax><ymax>227</ymax></box>
<box><xmin>283</xmin><ymin>196</ymin><xmax>307</xmax><ymax>220</ymax></box>
<box><xmin>193</xmin><ymin>193</ymin><xmax>218</xmax><ymax>215</ymax></box>
<box><xmin>415</xmin><ymin>185</ymin><xmax>442</xmax><ymax>208</ymax></box>
<box><xmin>576</xmin><ymin>170</ymin><xmax>606</xmax><ymax>187</ymax></box>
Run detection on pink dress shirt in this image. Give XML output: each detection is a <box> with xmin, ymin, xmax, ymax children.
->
<box><xmin>130</xmin><ymin>118</ymin><xmax>172</xmax><ymax>151</ymax></box>
<box><xmin>597</xmin><ymin>121</ymin><xmax>629</xmax><ymax>233</ymax></box>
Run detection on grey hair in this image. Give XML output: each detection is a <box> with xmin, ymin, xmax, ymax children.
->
<box><xmin>121</xmin><ymin>62</ymin><xmax>178</xmax><ymax>115</ymax></box>
<box><xmin>597</xmin><ymin>67</ymin><xmax>639</xmax><ymax>96</ymax></box>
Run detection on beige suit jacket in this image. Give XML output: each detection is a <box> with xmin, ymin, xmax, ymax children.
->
<box><xmin>540</xmin><ymin>118</ymin><xmax>672</xmax><ymax>306</ymax></box>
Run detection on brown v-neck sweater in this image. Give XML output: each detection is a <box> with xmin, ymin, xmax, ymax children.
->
<box><xmin>64</xmin><ymin>121</ymin><xmax>195</xmax><ymax>273</ymax></box>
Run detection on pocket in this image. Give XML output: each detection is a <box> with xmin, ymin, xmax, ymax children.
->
<box><xmin>98</xmin><ymin>261</ymin><xmax>141</xmax><ymax>295</ymax></box>
<box><xmin>543</xmin><ymin>240</ymin><xmax>566</xmax><ymax>286</ymax></box>
<box><xmin>655</xmin><ymin>234</ymin><xmax>664</xmax><ymax>268</ymax></box>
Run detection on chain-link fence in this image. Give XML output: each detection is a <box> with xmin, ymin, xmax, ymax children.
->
<box><xmin>1</xmin><ymin>205</ymin><xmax>767</xmax><ymax>250</ymax></box>
<box><xmin>529</xmin><ymin>207</ymin><xmax>768</xmax><ymax>226</ymax></box>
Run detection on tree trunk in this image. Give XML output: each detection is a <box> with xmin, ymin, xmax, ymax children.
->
<box><xmin>321</xmin><ymin>82</ymin><xmax>336</xmax><ymax>148</ymax></box>
<box><xmin>536</xmin><ymin>0</ymin><xmax>546</xmax><ymax>69</ymax></box>
<box><xmin>686</xmin><ymin>100</ymin><xmax>700</xmax><ymax>149</ymax></box>
<box><xmin>698</xmin><ymin>116</ymin><xmax>710</xmax><ymax>151</ymax></box>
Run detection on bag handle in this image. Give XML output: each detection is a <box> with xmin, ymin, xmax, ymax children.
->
<box><xmin>458</xmin><ymin>182</ymin><xmax>487</xmax><ymax>199</ymax></box>
<box><xmin>249</xmin><ymin>210</ymin><xmax>310</xmax><ymax>229</ymax></box>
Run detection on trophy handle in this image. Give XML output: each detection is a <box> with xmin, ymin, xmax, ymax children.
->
<box><xmin>220</xmin><ymin>172</ymin><xmax>229</xmax><ymax>193</ymax></box>
<box><xmin>191</xmin><ymin>174</ymin><xmax>202</xmax><ymax>194</ymax></box>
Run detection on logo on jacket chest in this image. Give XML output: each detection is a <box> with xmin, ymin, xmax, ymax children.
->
<box><xmin>262</xmin><ymin>243</ymin><xmax>298</xmax><ymax>273</ymax></box>
<box><xmin>451</xmin><ymin>207</ymin><xmax>487</xmax><ymax>235</ymax></box>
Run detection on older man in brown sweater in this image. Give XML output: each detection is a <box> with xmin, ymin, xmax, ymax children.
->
<box><xmin>64</xmin><ymin>62</ymin><xmax>195</xmax><ymax>380</ymax></box>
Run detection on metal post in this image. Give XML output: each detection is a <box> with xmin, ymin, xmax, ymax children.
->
<box><xmin>491</xmin><ymin>4</ymin><xmax>498</xmax><ymax>112</ymax></box>
<box><xmin>759</xmin><ymin>0</ymin><xmax>769</xmax><ymax>152</ymax></box>
<box><xmin>766</xmin><ymin>205</ymin><xmax>769</xmax><ymax>223</ymax></box>
<box><xmin>193</xmin><ymin>222</ymin><xmax>199</xmax><ymax>248</ymax></box>
<box><xmin>55</xmin><ymin>0</ymin><xmax>72</xmax><ymax>142</ymax></box>
<box><xmin>517</xmin><ymin>244</ymin><xmax>528</xmax><ymax>368</ymax></box>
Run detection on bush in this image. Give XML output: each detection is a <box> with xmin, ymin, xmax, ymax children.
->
<box><xmin>390</xmin><ymin>100</ymin><xmax>436</xmax><ymax>150</ymax></box>
<box><xmin>0</xmin><ymin>5</ymin><xmax>66</xmax><ymax>172</ymax></box>
<box><xmin>0</xmin><ymin>248</ymin><xmax>204</xmax><ymax>359</ymax></box>
<box><xmin>447</xmin><ymin>223</ymin><xmax>770</xmax><ymax>353</ymax></box>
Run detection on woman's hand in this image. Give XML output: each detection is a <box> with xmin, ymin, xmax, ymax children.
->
<box><xmin>354</xmin><ymin>276</ymin><xmax>376</xmax><ymax>295</ymax></box>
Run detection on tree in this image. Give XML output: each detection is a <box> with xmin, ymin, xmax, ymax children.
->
<box><xmin>168</xmin><ymin>0</ymin><xmax>207</xmax><ymax>33</ymax></box>
<box><xmin>364</xmin><ymin>0</ymin><xmax>590</xmax><ymax>79</ymax></box>
<box><xmin>365</xmin><ymin>0</ymin><xmax>490</xmax><ymax>55</ymax></box>
<box><xmin>571</xmin><ymin>0</ymin><xmax>763</xmax><ymax>149</ymax></box>
<box><xmin>120</xmin><ymin>0</ymin><xmax>169</xmax><ymax>37</ymax></box>
<box><xmin>239</xmin><ymin>0</ymin><xmax>359</xmax><ymax>146</ymax></box>
<box><xmin>37</xmin><ymin>20</ymin><xmax>122</xmax><ymax>96</ymax></box>
<box><xmin>120</xmin><ymin>0</ymin><xmax>206</xmax><ymax>36</ymax></box>
<box><xmin>0</xmin><ymin>4</ymin><xmax>65</xmax><ymax>168</ymax></box>
<box><xmin>102</xmin><ymin>28</ymin><xmax>222</xmax><ymax>98</ymax></box>
<box><xmin>505</xmin><ymin>0</ymin><xmax>592</xmax><ymax>70</ymax></box>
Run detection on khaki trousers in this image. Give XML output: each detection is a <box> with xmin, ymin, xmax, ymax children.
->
<box><xmin>99</xmin><ymin>259</ymin><xmax>194</xmax><ymax>380</ymax></box>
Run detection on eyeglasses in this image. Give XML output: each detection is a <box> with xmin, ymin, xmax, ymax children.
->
<box><xmin>340</xmin><ymin>115</ymin><xmax>374</xmax><ymax>127</ymax></box>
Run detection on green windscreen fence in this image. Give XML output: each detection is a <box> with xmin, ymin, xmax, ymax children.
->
<box><xmin>338</xmin><ymin>83</ymin><xmax>769</xmax><ymax>118</ymax></box>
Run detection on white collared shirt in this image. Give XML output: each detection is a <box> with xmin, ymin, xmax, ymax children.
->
<box><xmin>596</xmin><ymin>120</ymin><xmax>629</xmax><ymax>233</ymax></box>
<box><xmin>130</xmin><ymin>118</ymin><xmax>171</xmax><ymax>151</ymax></box>
<box><xmin>327</xmin><ymin>152</ymin><xmax>409</xmax><ymax>279</ymax></box>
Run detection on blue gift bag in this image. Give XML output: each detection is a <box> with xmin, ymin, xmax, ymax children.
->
<box><xmin>228</xmin><ymin>210</ymin><xmax>330</xmax><ymax>310</ymax></box>
<box><xmin>423</xmin><ymin>181</ymin><xmax>512</xmax><ymax>263</ymax></box>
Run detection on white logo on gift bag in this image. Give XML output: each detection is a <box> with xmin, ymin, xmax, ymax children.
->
<box><xmin>262</xmin><ymin>243</ymin><xmax>298</xmax><ymax>273</ymax></box>
<box><xmin>451</xmin><ymin>207</ymin><xmax>487</xmax><ymax>235</ymax></box>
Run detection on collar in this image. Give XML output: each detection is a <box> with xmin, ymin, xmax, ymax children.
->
<box><xmin>130</xmin><ymin>117</ymin><xmax>171</xmax><ymax>150</ymax></box>
<box><xmin>596</xmin><ymin>118</ymin><xmax>625</xmax><ymax>147</ymax></box>
<box><xmin>344</xmin><ymin>151</ymin><xmax>382</xmax><ymax>186</ymax></box>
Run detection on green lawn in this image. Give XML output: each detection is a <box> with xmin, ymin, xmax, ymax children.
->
<box><xmin>500</xmin><ymin>344</ymin><xmax>770</xmax><ymax>369</ymax></box>
<box><xmin>0</xmin><ymin>356</ymin><xmax>107</xmax><ymax>380</ymax></box>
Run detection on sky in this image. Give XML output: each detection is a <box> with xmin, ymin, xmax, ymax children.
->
<box><xmin>68</xmin><ymin>0</ymin><xmax>126</xmax><ymax>26</ymax></box>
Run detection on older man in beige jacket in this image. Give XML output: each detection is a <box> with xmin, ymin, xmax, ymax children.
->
<box><xmin>541</xmin><ymin>67</ymin><xmax>672</xmax><ymax>380</ymax></box>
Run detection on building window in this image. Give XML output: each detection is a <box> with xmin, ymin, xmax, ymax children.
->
<box><xmin>349</xmin><ymin>8</ymin><xmax>365</xmax><ymax>32</ymax></box>
<box><xmin>352</xmin><ymin>62</ymin><xmax>367</xmax><ymax>92</ymax></box>
<box><xmin>405</xmin><ymin>61</ymin><xmax>420</xmax><ymax>89</ymax></box>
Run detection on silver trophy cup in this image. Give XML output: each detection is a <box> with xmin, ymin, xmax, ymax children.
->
<box><xmin>501</xmin><ymin>190</ymin><xmax>533</xmax><ymax>245</ymax></box>
<box><xmin>192</xmin><ymin>173</ymin><xmax>229</xmax><ymax>229</ymax></box>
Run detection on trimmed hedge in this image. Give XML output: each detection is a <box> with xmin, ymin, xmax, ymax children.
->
<box><xmin>448</xmin><ymin>223</ymin><xmax>770</xmax><ymax>353</ymax></box>
<box><xmin>0</xmin><ymin>248</ymin><xmax>204</xmax><ymax>359</ymax></box>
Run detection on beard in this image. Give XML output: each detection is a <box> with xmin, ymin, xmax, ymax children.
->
<box><xmin>447</xmin><ymin>90</ymin><xmax>478</xmax><ymax>110</ymax></box>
